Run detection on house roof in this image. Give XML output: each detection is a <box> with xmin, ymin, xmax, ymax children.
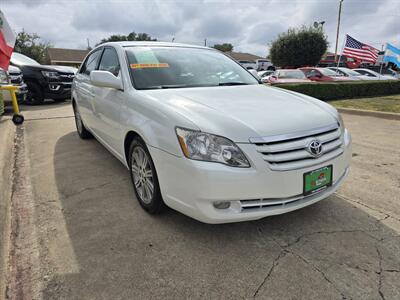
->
<box><xmin>47</xmin><ymin>48</ymin><xmax>90</xmax><ymax>63</ymax></box>
<box><xmin>225</xmin><ymin>51</ymin><xmax>264</xmax><ymax>62</ymax></box>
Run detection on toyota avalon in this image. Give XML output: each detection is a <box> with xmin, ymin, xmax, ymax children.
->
<box><xmin>72</xmin><ymin>42</ymin><xmax>351</xmax><ymax>224</ymax></box>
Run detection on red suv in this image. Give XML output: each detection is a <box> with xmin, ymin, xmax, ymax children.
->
<box><xmin>299</xmin><ymin>67</ymin><xmax>355</xmax><ymax>82</ymax></box>
<box><xmin>318</xmin><ymin>54</ymin><xmax>361</xmax><ymax>69</ymax></box>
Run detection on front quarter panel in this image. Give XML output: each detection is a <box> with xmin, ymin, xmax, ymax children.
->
<box><xmin>120</xmin><ymin>89</ymin><xmax>199</xmax><ymax>158</ymax></box>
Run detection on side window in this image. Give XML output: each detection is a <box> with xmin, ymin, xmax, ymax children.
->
<box><xmin>80</xmin><ymin>50</ymin><xmax>102</xmax><ymax>76</ymax></box>
<box><xmin>99</xmin><ymin>48</ymin><xmax>120</xmax><ymax>77</ymax></box>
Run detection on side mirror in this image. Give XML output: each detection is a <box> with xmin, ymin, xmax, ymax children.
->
<box><xmin>248</xmin><ymin>69</ymin><xmax>260</xmax><ymax>80</ymax></box>
<box><xmin>90</xmin><ymin>70</ymin><xmax>123</xmax><ymax>90</ymax></box>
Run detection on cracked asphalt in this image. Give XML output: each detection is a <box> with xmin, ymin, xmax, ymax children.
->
<box><xmin>4</xmin><ymin>101</ymin><xmax>400</xmax><ymax>299</ymax></box>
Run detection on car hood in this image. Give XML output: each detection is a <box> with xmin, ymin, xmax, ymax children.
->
<box><xmin>19</xmin><ymin>64</ymin><xmax>75</xmax><ymax>74</ymax></box>
<box><xmin>142</xmin><ymin>84</ymin><xmax>338</xmax><ymax>143</ymax></box>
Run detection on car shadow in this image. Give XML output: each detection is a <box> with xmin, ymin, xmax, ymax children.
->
<box><xmin>47</xmin><ymin>131</ymin><xmax>400</xmax><ymax>299</ymax></box>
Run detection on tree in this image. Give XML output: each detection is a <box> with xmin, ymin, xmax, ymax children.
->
<box><xmin>14</xmin><ymin>30</ymin><xmax>53</xmax><ymax>64</ymax></box>
<box><xmin>212</xmin><ymin>43</ymin><xmax>234</xmax><ymax>52</ymax></box>
<box><xmin>97</xmin><ymin>31</ymin><xmax>157</xmax><ymax>46</ymax></box>
<box><xmin>269</xmin><ymin>26</ymin><xmax>328</xmax><ymax>68</ymax></box>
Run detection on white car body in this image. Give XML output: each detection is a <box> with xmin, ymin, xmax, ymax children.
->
<box><xmin>237</xmin><ymin>60</ymin><xmax>258</xmax><ymax>70</ymax></box>
<box><xmin>353</xmin><ymin>68</ymin><xmax>398</xmax><ymax>80</ymax></box>
<box><xmin>327</xmin><ymin>67</ymin><xmax>376</xmax><ymax>80</ymax></box>
<box><xmin>256</xmin><ymin>59</ymin><xmax>274</xmax><ymax>71</ymax></box>
<box><xmin>72</xmin><ymin>42</ymin><xmax>351</xmax><ymax>224</ymax></box>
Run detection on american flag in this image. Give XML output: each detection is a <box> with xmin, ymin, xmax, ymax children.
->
<box><xmin>342</xmin><ymin>35</ymin><xmax>379</xmax><ymax>64</ymax></box>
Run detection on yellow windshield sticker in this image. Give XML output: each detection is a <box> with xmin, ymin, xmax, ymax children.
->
<box><xmin>130</xmin><ymin>63</ymin><xmax>169</xmax><ymax>69</ymax></box>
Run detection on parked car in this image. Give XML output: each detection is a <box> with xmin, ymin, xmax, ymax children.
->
<box><xmin>237</xmin><ymin>60</ymin><xmax>258</xmax><ymax>70</ymax></box>
<box><xmin>1</xmin><ymin>65</ymin><xmax>29</xmax><ymax>103</ymax></box>
<box><xmin>256</xmin><ymin>59</ymin><xmax>275</xmax><ymax>71</ymax></box>
<box><xmin>327</xmin><ymin>67</ymin><xmax>376</xmax><ymax>80</ymax></box>
<box><xmin>257</xmin><ymin>70</ymin><xmax>274</xmax><ymax>82</ymax></box>
<box><xmin>299</xmin><ymin>67</ymin><xmax>355</xmax><ymax>82</ymax></box>
<box><xmin>353</xmin><ymin>68</ymin><xmax>398</xmax><ymax>80</ymax></box>
<box><xmin>10</xmin><ymin>52</ymin><xmax>75</xmax><ymax>104</ymax></box>
<box><xmin>319</xmin><ymin>54</ymin><xmax>361</xmax><ymax>69</ymax></box>
<box><xmin>268</xmin><ymin>69</ymin><xmax>313</xmax><ymax>84</ymax></box>
<box><xmin>72</xmin><ymin>42</ymin><xmax>351</xmax><ymax>224</ymax></box>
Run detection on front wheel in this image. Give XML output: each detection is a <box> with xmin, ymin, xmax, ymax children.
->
<box><xmin>129</xmin><ymin>138</ymin><xmax>165</xmax><ymax>214</ymax></box>
<box><xmin>73</xmin><ymin>103</ymin><xmax>92</xmax><ymax>139</ymax></box>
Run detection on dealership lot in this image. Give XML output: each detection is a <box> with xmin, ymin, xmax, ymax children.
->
<box><xmin>3</xmin><ymin>102</ymin><xmax>400</xmax><ymax>299</ymax></box>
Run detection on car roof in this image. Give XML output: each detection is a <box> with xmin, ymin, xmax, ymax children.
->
<box><xmin>100</xmin><ymin>41</ymin><xmax>212</xmax><ymax>50</ymax></box>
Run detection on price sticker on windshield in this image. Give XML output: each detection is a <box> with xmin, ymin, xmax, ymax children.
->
<box><xmin>130</xmin><ymin>63</ymin><xmax>169</xmax><ymax>69</ymax></box>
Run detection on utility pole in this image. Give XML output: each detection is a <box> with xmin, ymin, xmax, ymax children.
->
<box><xmin>204</xmin><ymin>39</ymin><xmax>207</xmax><ymax>47</ymax></box>
<box><xmin>334</xmin><ymin>0</ymin><xmax>344</xmax><ymax>62</ymax></box>
<box><xmin>87</xmin><ymin>38</ymin><xmax>90</xmax><ymax>50</ymax></box>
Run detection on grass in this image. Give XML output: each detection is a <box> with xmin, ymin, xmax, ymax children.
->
<box><xmin>329</xmin><ymin>94</ymin><xmax>400</xmax><ymax>114</ymax></box>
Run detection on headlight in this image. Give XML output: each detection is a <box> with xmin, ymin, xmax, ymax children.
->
<box><xmin>41</xmin><ymin>71</ymin><xmax>59</xmax><ymax>79</ymax></box>
<box><xmin>0</xmin><ymin>69</ymin><xmax>8</xmax><ymax>84</ymax></box>
<box><xmin>337</xmin><ymin>113</ymin><xmax>345</xmax><ymax>134</ymax></box>
<box><xmin>176</xmin><ymin>127</ymin><xmax>250</xmax><ymax>167</ymax></box>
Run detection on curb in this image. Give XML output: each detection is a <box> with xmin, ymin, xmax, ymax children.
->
<box><xmin>0</xmin><ymin>120</ymin><xmax>15</xmax><ymax>299</ymax></box>
<box><xmin>337</xmin><ymin>108</ymin><xmax>400</xmax><ymax>120</ymax></box>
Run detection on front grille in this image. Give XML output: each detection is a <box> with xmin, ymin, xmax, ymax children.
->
<box><xmin>59</xmin><ymin>74</ymin><xmax>75</xmax><ymax>82</ymax></box>
<box><xmin>252</xmin><ymin>124</ymin><xmax>343</xmax><ymax>171</ymax></box>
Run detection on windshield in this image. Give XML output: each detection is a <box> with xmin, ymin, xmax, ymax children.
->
<box><xmin>125</xmin><ymin>47</ymin><xmax>258</xmax><ymax>90</ymax></box>
<box><xmin>319</xmin><ymin>68</ymin><xmax>339</xmax><ymax>76</ymax></box>
<box><xmin>278</xmin><ymin>70</ymin><xmax>306</xmax><ymax>79</ymax></box>
<box><xmin>11</xmin><ymin>52</ymin><xmax>41</xmax><ymax>66</ymax></box>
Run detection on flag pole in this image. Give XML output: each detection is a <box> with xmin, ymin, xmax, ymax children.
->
<box><xmin>379</xmin><ymin>43</ymin><xmax>387</xmax><ymax>78</ymax></box>
<box><xmin>335</xmin><ymin>35</ymin><xmax>346</xmax><ymax>72</ymax></box>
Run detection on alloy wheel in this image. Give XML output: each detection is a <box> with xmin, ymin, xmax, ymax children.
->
<box><xmin>131</xmin><ymin>146</ymin><xmax>154</xmax><ymax>204</ymax></box>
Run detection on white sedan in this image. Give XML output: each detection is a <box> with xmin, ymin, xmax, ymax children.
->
<box><xmin>353</xmin><ymin>68</ymin><xmax>398</xmax><ymax>80</ymax></box>
<box><xmin>327</xmin><ymin>67</ymin><xmax>376</xmax><ymax>80</ymax></box>
<box><xmin>72</xmin><ymin>42</ymin><xmax>351</xmax><ymax>224</ymax></box>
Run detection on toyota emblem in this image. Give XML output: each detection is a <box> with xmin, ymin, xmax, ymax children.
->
<box><xmin>307</xmin><ymin>139</ymin><xmax>322</xmax><ymax>157</ymax></box>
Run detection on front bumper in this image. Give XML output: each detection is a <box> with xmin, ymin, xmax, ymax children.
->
<box><xmin>1</xmin><ymin>83</ymin><xmax>28</xmax><ymax>102</ymax></box>
<box><xmin>149</xmin><ymin>130</ymin><xmax>352</xmax><ymax>224</ymax></box>
<box><xmin>44</xmin><ymin>81</ymin><xmax>72</xmax><ymax>100</ymax></box>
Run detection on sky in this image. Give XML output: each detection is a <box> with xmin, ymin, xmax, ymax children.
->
<box><xmin>1</xmin><ymin>0</ymin><xmax>399</xmax><ymax>57</ymax></box>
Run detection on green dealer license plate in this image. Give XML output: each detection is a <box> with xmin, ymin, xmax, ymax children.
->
<box><xmin>303</xmin><ymin>165</ymin><xmax>333</xmax><ymax>196</ymax></box>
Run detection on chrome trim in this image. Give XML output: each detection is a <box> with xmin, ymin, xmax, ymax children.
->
<box><xmin>249</xmin><ymin>123</ymin><xmax>339</xmax><ymax>144</ymax></box>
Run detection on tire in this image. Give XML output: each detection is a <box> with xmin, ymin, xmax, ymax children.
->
<box><xmin>72</xmin><ymin>103</ymin><xmax>93</xmax><ymax>139</ymax></box>
<box><xmin>25</xmin><ymin>81</ymin><xmax>44</xmax><ymax>105</ymax></box>
<box><xmin>267</xmin><ymin>66</ymin><xmax>276</xmax><ymax>71</ymax></box>
<box><xmin>12</xmin><ymin>114</ymin><xmax>24</xmax><ymax>125</ymax></box>
<box><xmin>128</xmin><ymin>138</ymin><xmax>165</xmax><ymax>214</ymax></box>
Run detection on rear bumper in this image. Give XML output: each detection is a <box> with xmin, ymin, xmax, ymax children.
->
<box><xmin>149</xmin><ymin>130</ymin><xmax>352</xmax><ymax>224</ymax></box>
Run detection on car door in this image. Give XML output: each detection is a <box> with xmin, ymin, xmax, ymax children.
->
<box><xmin>91</xmin><ymin>47</ymin><xmax>124</xmax><ymax>153</ymax></box>
<box><xmin>74</xmin><ymin>48</ymin><xmax>103</xmax><ymax>130</ymax></box>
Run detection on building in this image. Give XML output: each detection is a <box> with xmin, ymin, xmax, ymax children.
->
<box><xmin>225</xmin><ymin>51</ymin><xmax>264</xmax><ymax>62</ymax></box>
<box><xmin>45</xmin><ymin>48</ymin><xmax>90</xmax><ymax>67</ymax></box>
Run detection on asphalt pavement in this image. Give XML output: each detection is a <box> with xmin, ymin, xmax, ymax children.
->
<box><xmin>3</xmin><ymin>101</ymin><xmax>400</xmax><ymax>299</ymax></box>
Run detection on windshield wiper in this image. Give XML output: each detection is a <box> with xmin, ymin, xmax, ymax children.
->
<box><xmin>218</xmin><ymin>82</ymin><xmax>249</xmax><ymax>86</ymax></box>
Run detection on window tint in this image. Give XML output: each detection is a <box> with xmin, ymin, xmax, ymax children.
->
<box><xmin>80</xmin><ymin>50</ymin><xmax>102</xmax><ymax>76</ymax></box>
<box><xmin>98</xmin><ymin>48</ymin><xmax>120</xmax><ymax>77</ymax></box>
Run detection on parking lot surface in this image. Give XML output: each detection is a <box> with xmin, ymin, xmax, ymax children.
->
<box><xmin>5</xmin><ymin>102</ymin><xmax>400</xmax><ymax>299</ymax></box>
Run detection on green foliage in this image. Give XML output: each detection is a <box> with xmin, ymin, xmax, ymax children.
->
<box><xmin>274</xmin><ymin>80</ymin><xmax>400</xmax><ymax>101</ymax></box>
<box><xmin>14</xmin><ymin>30</ymin><xmax>53</xmax><ymax>64</ymax></box>
<box><xmin>270</xmin><ymin>26</ymin><xmax>328</xmax><ymax>68</ymax></box>
<box><xmin>212</xmin><ymin>43</ymin><xmax>234</xmax><ymax>52</ymax></box>
<box><xmin>97</xmin><ymin>32</ymin><xmax>157</xmax><ymax>46</ymax></box>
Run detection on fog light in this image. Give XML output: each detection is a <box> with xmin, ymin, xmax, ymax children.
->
<box><xmin>213</xmin><ymin>201</ymin><xmax>231</xmax><ymax>209</ymax></box>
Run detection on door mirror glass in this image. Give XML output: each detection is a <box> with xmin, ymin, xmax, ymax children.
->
<box><xmin>90</xmin><ymin>70</ymin><xmax>123</xmax><ymax>90</ymax></box>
